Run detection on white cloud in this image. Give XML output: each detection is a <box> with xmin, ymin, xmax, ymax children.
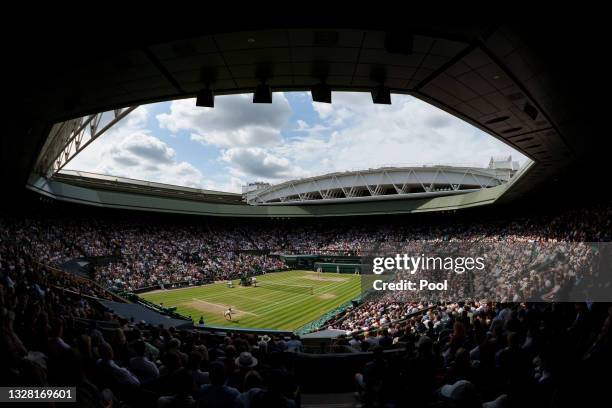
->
<box><xmin>157</xmin><ymin>93</ymin><xmax>292</xmax><ymax>148</ymax></box>
<box><xmin>188</xmin><ymin>126</ymin><xmax>280</xmax><ymax>148</ymax></box>
<box><xmin>125</xmin><ymin>106</ymin><xmax>149</xmax><ymax>127</ymax></box>
<box><xmin>299</xmin><ymin>92</ymin><xmax>526</xmax><ymax>170</ymax></box>
<box><xmin>67</xmin><ymin>92</ymin><xmax>527</xmax><ymax>193</ymax></box>
<box><xmin>110</xmin><ymin>132</ymin><xmax>176</xmax><ymax>165</ymax></box>
<box><xmin>221</xmin><ymin>147</ymin><xmax>302</xmax><ymax>180</ymax></box>
<box><xmin>66</xmin><ymin>106</ymin><xmax>205</xmax><ymax>189</ymax></box>
<box><xmin>201</xmin><ymin>176</ymin><xmax>246</xmax><ymax>193</ymax></box>
<box><xmin>220</xmin><ymin>92</ymin><xmax>528</xmax><ymax>187</ymax></box>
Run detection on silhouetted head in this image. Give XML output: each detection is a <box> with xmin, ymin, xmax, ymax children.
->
<box><xmin>134</xmin><ymin>339</ymin><xmax>146</xmax><ymax>357</ymax></box>
<box><xmin>209</xmin><ymin>361</ymin><xmax>226</xmax><ymax>386</ymax></box>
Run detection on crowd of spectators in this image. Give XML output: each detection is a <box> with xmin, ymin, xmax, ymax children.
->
<box><xmin>321</xmin><ymin>203</ymin><xmax>611</xmax><ymax>333</ymax></box>
<box><xmin>1</xmin><ymin>202</ymin><xmax>611</xmax><ymax>407</ymax></box>
<box><xmin>0</xmin><ymin>219</ymin><xmax>290</xmax><ymax>291</ymax></box>
<box><xmin>340</xmin><ymin>300</ymin><xmax>611</xmax><ymax>407</ymax></box>
<box><xmin>1</xmin><ymin>237</ymin><xmax>304</xmax><ymax>407</ymax></box>
<box><xmin>2</xmin><ymin>203</ymin><xmax>609</xmax><ymax>295</ymax></box>
<box><xmin>2</xmin><ymin>243</ymin><xmax>610</xmax><ymax>406</ymax></box>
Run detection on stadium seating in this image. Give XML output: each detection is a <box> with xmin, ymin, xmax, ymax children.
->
<box><xmin>1</xmin><ymin>202</ymin><xmax>611</xmax><ymax>407</ymax></box>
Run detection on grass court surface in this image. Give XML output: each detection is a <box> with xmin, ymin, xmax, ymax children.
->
<box><xmin>140</xmin><ymin>270</ymin><xmax>362</xmax><ymax>330</ymax></box>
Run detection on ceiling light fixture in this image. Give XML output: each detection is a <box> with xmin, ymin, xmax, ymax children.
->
<box><xmin>253</xmin><ymin>83</ymin><xmax>272</xmax><ymax>103</ymax></box>
<box><xmin>311</xmin><ymin>83</ymin><xmax>331</xmax><ymax>104</ymax></box>
<box><xmin>195</xmin><ymin>89</ymin><xmax>214</xmax><ymax>108</ymax></box>
<box><xmin>371</xmin><ymin>84</ymin><xmax>391</xmax><ymax>105</ymax></box>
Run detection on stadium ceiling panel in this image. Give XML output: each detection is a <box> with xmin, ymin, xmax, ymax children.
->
<box><xmin>7</xmin><ymin>20</ymin><xmax>601</xmax><ymax>214</ymax></box>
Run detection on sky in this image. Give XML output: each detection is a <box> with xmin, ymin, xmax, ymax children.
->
<box><xmin>66</xmin><ymin>92</ymin><xmax>527</xmax><ymax>193</ymax></box>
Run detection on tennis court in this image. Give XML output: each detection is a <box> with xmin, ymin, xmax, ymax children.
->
<box><xmin>140</xmin><ymin>270</ymin><xmax>362</xmax><ymax>330</ymax></box>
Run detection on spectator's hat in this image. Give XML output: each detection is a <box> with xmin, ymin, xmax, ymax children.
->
<box><xmin>440</xmin><ymin>380</ymin><xmax>478</xmax><ymax>402</ymax></box>
<box><xmin>235</xmin><ymin>352</ymin><xmax>258</xmax><ymax>368</ymax></box>
<box><xmin>483</xmin><ymin>394</ymin><xmax>508</xmax><ymax>408</ymax></box>
<box><xmin>261</xmin><ymin>335</ymin><xmax>271</xmax><ymax>342</ymax></box>
<box><xmin>101</xmin><ymin>389</ymin><xmax>114</xmax><ymax>405</ymax></box>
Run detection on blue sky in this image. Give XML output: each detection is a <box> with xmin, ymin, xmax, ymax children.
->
<box><xmin>67</xmin><ymin>92</ymin><xmax>526</xmax><ymax>193</ymax></box>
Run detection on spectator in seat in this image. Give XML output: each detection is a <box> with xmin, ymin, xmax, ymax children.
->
<box><xmin>250</xmin><ymin>369</ymin><xmax>296</xmax><ymax>408</ymax></box>
<box><xmin>438</xmin><ymin>380</ymin><xmax>481</xmax><ymax>408</ymax></box>
<box><xmin>198</xmin><ymin>361</ymin><xmax>239</xmax><ymax>408</ymax></box>
<box><xmin>444</xmin><ymin>347</ymin><xmax>480</xmax><ymax>386</ymax></box>
<box><xmin>96</xmin><ymin>341</ymin><xmax>140</xmax><ymax>389</ymax></box>
<box><xmin>363</xmin><ymin>331</ymin><xmax>378</xmax><ymax>349</ymax></box>
<box><xmin>129</xmin><ymin>339</ymin><xmax>159</xmax><ymax>384</ymax></box>
<box><xmin>348</xmin><ymin>333</ymin><xmax>361</xmax><ymax>351</ymax></box>
<box><xmin>47</xmin><ymin>317</ymin><xmax>70</xmax><ymax>359</ymax></box>
<box><xmin>157</xmin><ymin>351</ymin><xmax>184</xmax><ymax>395</ymax></box>
<box><xmin>158</xmin><ymin>368</ymin><xmax>196</xmax><ymax>408</ymax></box>
<box><xmin>187</xmin><ymin>351</ymin><xmax>209</xmax><ymax>390</ymax></box>
<box><xmin>235</xmin><ymin>370</ymin><xmax>264</xmax><ymax>408</ymax></box>
<box><xmin>286</xmin><ymin>335</ymin><xmax>303</xmax><ymax>353</ymax></box>
<box><xmin>230</xmin><ymin>352</ymin><xmax>258</xmax><ymax>392</ymax></box>
<box><xmin>355</xmin><ymin>346</ymin><xmax>389</xmax><ymax>406</ymax></box>
<box><xmin>496</xmin><ymin>332</ymin><xmax>531</xmax><ymax>387</ymax></box>
<box><xmin>378</xmin><ymin>329</ymin><xmax>393</xmax><ymax>349</ymax></box>
<box><xmin>166</xmin><ymin>338</ymin><xmax>188</xmax><ymax>367</ymax></box>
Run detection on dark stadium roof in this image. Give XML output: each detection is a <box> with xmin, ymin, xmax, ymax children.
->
<box><xmin>4</xmin><ymin>16</ymin><xmax>607</xmax><ymax>213</ymax></box>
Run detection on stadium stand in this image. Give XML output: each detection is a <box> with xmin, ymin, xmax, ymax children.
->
<box><xmin>1</xmin><ymin>201</ymin><xmax>611</xmax><ymax>406</ymax></box>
